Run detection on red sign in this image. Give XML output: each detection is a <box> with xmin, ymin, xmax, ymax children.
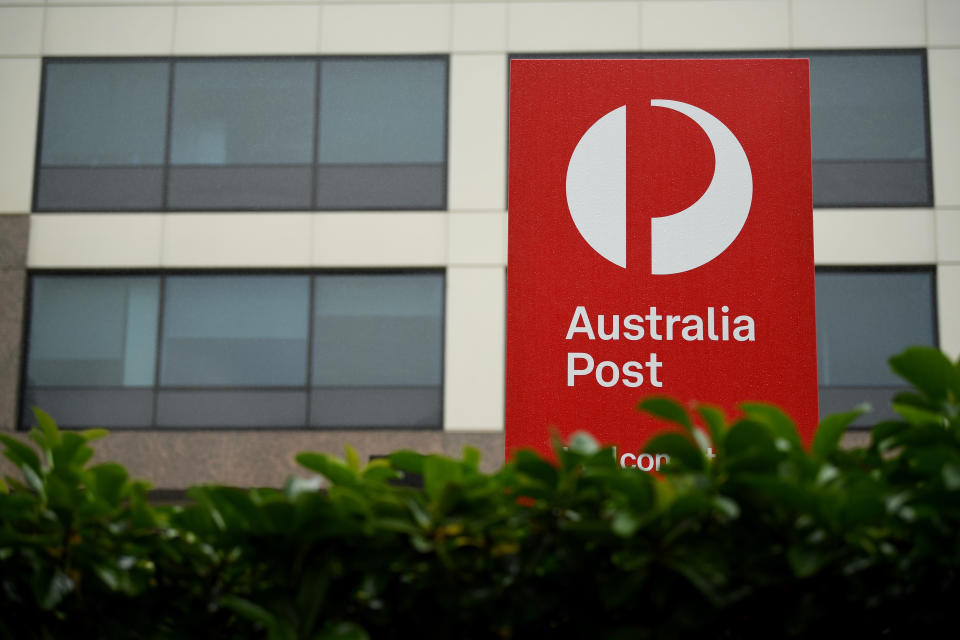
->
<box><xmin>506</xmin><ymin>59</ymin><xmax>818</xmax><ymax>465</ymax></box>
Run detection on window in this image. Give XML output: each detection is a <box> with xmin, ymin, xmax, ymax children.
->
<box><xmin>22</xmin><ymin>273</ymin><xmax>444</xmax><ymax>429</ymax></box>
<box><xmin>511</xmin><ymin>49</ymin><xmax>932</xmax><ymax>207</ymax></box>
<box><xmin>815</xmin><ymin>268</ymin><xmax>937</xmax><ymax>426</ymax></box>
<box><xmin>34</xmin><ymin>57</ymin><xmax>448</xmax><ymax>212</ymax></box>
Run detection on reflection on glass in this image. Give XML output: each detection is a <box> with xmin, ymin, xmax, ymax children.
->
<box><xmin>160</xmin><ymin>276</ymin><xmax>310</xmax><ymax>386</ymax></box>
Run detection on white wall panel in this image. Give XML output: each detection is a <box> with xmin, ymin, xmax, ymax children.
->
<box><xmin>448</xmin><ymin>54</ymin><xmax>507</xmax><ymax>212</ymax></box>
<box><xmin>0</xmin><ymin>7</ymin><xmax>42</xmax><ymax>56</ymax></box>
<box><xmin>936</xmin><ymin>210</ymin><xmax>960</xmax><ymax>263</ymax></box>
<box><xmin>44</xmin><ymin>6</ymin><xmax>175</xmax><ymax>55</ymax></box>
<box><xmin>312</xmin><ymin>212</ymin><xmax>446</xmax><ymax>266</ymax></box>
<box><xmin>28</xmin><ymin>215</ymin><xmax>163</xmax><ymax>267</ymax></box>
<box><xmin>448</xmin><ymin>211</ymin><xmax>507</xmax><ymax>266</ymax></box>
<box><xmin>937</xmin><ymin>265</ymin><xmax>960</xmax><ymax>360</ymax></box>
<box><xmin>929</xmin><ymin>49</ymin><xmax>960</xmax><ymax>208</ymax></box>
<box><xmin>162</xmin><ymin>214</ymin><xmax>312</xmax><ymax>267</ymax></box>
<box><xmin>0</xmin><ymin>59</ymin><xmax>39</xmax><ymax>214</ymax></box>
<box><xmin>927</xmin><ymin>0</ymin><xmax>960</xmax><ymax>47</ymax></box>
<box><xmin>640</xmin><ymin>0</ymin><xmax>788</xmax><ymax>50</ymax></box>
<box><xmin>174</xmin><ymin>5</ymin><xmax>321</xmax><ymax>55</ymax></box>
<box><xmin>320</xmin><ymin>3</ymin><xmax>451</xmax><ymax>53</ymax></box>
<box><xmin>453</xmin><ymin>2</ymin><xmax>507</xmax><ymax>52</ymax></box>
<box><xmin>444</xmin><ymin>266</ymin><xmax>505</xmax><ymax>431</ymax></box>
<box><xmin>791</xmin><ymin>0</ymin><xmax>925</xmax><ymax>48</ymax></box>
<box><xmin>508</xmin><ymin>1</ymin><xmax>641</xmax><ymax>52</ymax></box>
<box><xmin>813</xmin><ymin>209</ymin><xmax>936</xmax><ymax>264</ymax></box>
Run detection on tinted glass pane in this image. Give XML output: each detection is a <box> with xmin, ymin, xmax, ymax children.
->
<box><xmin>35</xmin><ymin>167</ymin><xmax>164</xmax><ymax>211</ymax></box>
<box><xmin>156</xmin><ymin>390</ymin><xmax>307</xmax><ymax>427</ymax></box>
<box><xmin>160</xmin><ymin>276</ymin><xmax>310</xmax><ymax>386</ymax></box>
<box><xmin>809</xmin><ymin>54</ymin><xmax>926</xmax><ymax>162</ymax></box>
<box><xmin>815</xmin><ymin>270</ymin><xmax>935</xmax><ymax>387</ymax></box>
<box><xmin>22</xmin><ymin>389</ymin><xmax>154</xmax><ymax>428</ymax></box>
<box><xmin>167</xmin><ymin>166</ymin><xmax>312</xmax><ymax>210</ymax></box>
<box><xmin>27</xmin><ymin>277</ymin><xmax>159</xmax><ymax>387</ymax></box>
<box><xmin>315</xmin><ymin>165</ymin><xmax>444</xmax><ymax>210</ymax></box>
<box><xmin>310</xmin><ymin>388</ymin><xmax>442</xmax><ymax>428</ymax></box>
<box><xmin>312</xmin><ymin>274</ymin><xmax>443</xmax><ymax>387</ymax></box>
<box><xmin>318</xmin><ymin>59</ymin><xmax>446</xmax><ymax>164</ymax></box>
<box><xmin>170</xmin><ymin>60</ymin><xmax>315</xmax><ymax>165</ymax></box>
<box><xmin>40</xmin><ymin>62</ymin><xmax>169</xmax><ymax>166</ymax></box>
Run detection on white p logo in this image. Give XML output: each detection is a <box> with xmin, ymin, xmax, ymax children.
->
<box><xmin>565</xmin><ymin>101</ymin><xmax>753</xmax><ymax>274</ymax></box>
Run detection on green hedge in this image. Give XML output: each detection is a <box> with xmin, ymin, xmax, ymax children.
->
<box><xmin>2</xmin><ymin>346</ymin><xmax>959</xmax><ymax>639</ymax></box>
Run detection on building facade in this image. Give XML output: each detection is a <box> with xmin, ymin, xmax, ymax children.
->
<box><xmin>0</xmin><ymin>0</ymin><xmax>958</xmax><ymax>488</ymax></box>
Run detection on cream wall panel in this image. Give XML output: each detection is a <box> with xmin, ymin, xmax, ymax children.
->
<box><xmin>162</xmin><ymin>214</ymin><xmax>311</xmax><ymax>267</ymax></box>
<box><xmin>0</xmin><ymin>7</ymin><xmax>42</xmax><ymax>56</ymax></box>
<box><xmin>174</xmin><ymin>5</ymin><xmax>320</xmax><ymax>54</ymax></box>
<box><xmin>444</xmin><ymin>266</ymin><xmax>505</xmax><ymax>431</ymax></box>
<box><xmin>937</xmin><ymin>265</ymin><xmax>960</xmax><ymax>360</ymax></box>
<box><xmin>640</xmin><ymin>0</ymin><xmax>788</xmax><ymax>50</ymax></box>
<box><xmin>448</xmin><ymin>211</ymin><xmax>507</xmax><ymax>266</ymax></box>
<box><xmin>44</xmin><ymin>6</ymin><xmax>174</xmax><ymax>55</ymax></box>
<box><xmin>320</xmin><ymin>3</ymin><xmax>451</xmax><ymax>53</ymax></box>
<box><xmin>929</xmin><ymin>49</ymin><xmax>960</xmax><ymax>208</ymax></box>
<box><xmin>927</xmin><ymin>0</ymin><xmax>960</xmax><ymax>47</ymax></box>
<box><xmin>508</xmin><ymin>1</ymin><xmax>641</xmax><ymax>52</ymax></box>
<box><xmin>791</xmin><ymin>0</ymin><xmax>925</xmax><ymax>48</ymax></box>
<box><xmin>0</xmin><ymin>59</ymin><xmax>39</xmax><ymax>214</ymax></box>
<box><xmin>453</xmin><ymin>2</ymin><xmax>506</xmax><ymax>52</ymax></box>
<box><xmin>312</xmin><ymin>212</ymin><xmax>446</xmax><ymax>266</ymax></box>
<box><xmin>448</xmin><ymin>54</ymin><xmax>507</xmax><ymax>212</ymax></box>
<box><xmin>936</xmin><ymin>210</ymin><xmax>960</xmax><ymax>262</ymax></box>
<box><xmin>813</xmin><ymin>209</ymin><xmax>936</xmax><ymax>264</ymax></box>
<box><xmin>28</xmin><ymin>215</ymin><xmax>163</xmax><ymax>268</ymax></box>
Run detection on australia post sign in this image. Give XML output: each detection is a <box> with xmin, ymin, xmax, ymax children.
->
<box><xmin>506</xmin><ymin>59</ymin><xmax>818</xmax><ymax>466</ymax></box>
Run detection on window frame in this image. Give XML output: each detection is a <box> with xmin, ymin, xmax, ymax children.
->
<box><xmin>32</xmin><ymin>55</ymin><xmax>450</xmax><ymax>213</ymax></box>
<box><xmin>814</xmin><ymin>265</ymin><xmax>939</xmax><ymax>428</ymax></box>
<box><xmin>18</xmin><ymin>269</ymin><xmax>447</xmax><ymax>431</ymax></box>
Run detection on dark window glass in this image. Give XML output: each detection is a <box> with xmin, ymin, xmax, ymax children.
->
<box><xmin>809</xmin><ymin>53</ymin><xmax>929</xmax><ymax>206</ymax></box>
<box><xmin>23</xmin><ymin>276</ymin><xmax>159</xmax><ymax>427</ymax></box>
<box><xmin>160</xmin><ymin>276</ymin><xmax>310</xmax><ymax>387</ymax></box>
<box><xmin>815</xmin><ymin>269</ymin><xmax>936</xmax><ymax>426</ymax></box>
<box><xmin>34</xmin><ymin>56</ymin><xmax>448</xmax><ymax>212</ymax></box>
<box><xmin>311</xmin><ymin>274</ymin><xmax>444</xmax><ymax>427</ymax></box>
<box><xmin>512</xmin><ymin>50</ymin><xmax>931</xmax><ymax>207</ymax></box>
<box><xmin>317</xmin><ymin>59</ymin><xmax>447</xmax><ymax>209</ymax></box>
<box><xmin>36</xmin><ymin>61</ymin><xmax>169</xmax><ymax>210</ymax></box>
<box><xmin>22</xmin><ymin>273</ymin><xmax>444</xmax><ymax>429</ymax></box>
<box><xmin>168</xmin><ymin>60</ymin><xmax>317</xmax><ymax>210</ymax></box>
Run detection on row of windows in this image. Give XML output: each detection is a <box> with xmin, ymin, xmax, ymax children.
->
<box><xmin>34</xmin><ymin>50</ymin><xmax>930</xmax><ymax>213</ymax></box>
<box><xmin>21</xmin><ymin>270</ymin><xmax>935</xmax><ymax>430</ymax></box>
<box><xmin>34</xmin><ymin>57</ymin><xmax>448</xmax><ymax>212</ymax></box>
<box><xmin>23</xmin><ymin>273</ymin><xmax>445</xmax><ymax>429</ymax></box>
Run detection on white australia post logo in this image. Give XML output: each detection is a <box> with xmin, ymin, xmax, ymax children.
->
<box><xmin>565</xmin><ymin>101</ymin><xmax>753</xmax><ymax>274</ymax></box>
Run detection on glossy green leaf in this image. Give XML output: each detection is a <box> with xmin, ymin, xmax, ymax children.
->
<box><xmin>0</xmin><ymin>434</ymin><xmax>41</xmax><ymax>476</ymax></box>
<box><xmin>813</xmin><ymin>406</ymin><xmax>867</xmax><ymax>459</ymax></box>
<box><xmin>637</xmin><ymin>396</ymin><xmax>692</xmax><ymax>432</ymax></box>
<box><xmin>345</xmin><ymin>445</ymin><xmax>361</xmax><ymax>473</ymax></box>
<box><xmin>423</xmin><ymin>456</ymin><xmax>463</xmax><ymax>501</ymax></box>
<box><xmin>32</xmin><ymin>408</ymin><xmax>61</xmax><ymax>448</ymax></box>
<box><xmin>296</xmin><ymin>452</ymin><xmax>358</xmax><ymax>487</ymax></box>
<box><xmin>694</xmin><ymin>403</ymin><xmax>727</xmax><ymax>450</ymax></box>
<box><xmin>644</xmin><ymin>433</ymin><xmax>703</xmax><ymax>471</ymax></box>
<box><xmin>387</xmin><ymin>450</ymin><xmax>425</xmax><ymax>475</ymax></box>
<box><xmin>568</xmin><ymin>431</ymin><xmax>600</xmax><ymax>455</ymax></box>
<box><xmin>889</xmin><ymin>346</ymin><xmax>960</xmax><ymax>404</ymax></box>
<box><xmin>741</xmin><ymin>403</ymin><xmax>802</xmax><ymax>451</ymax></box>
